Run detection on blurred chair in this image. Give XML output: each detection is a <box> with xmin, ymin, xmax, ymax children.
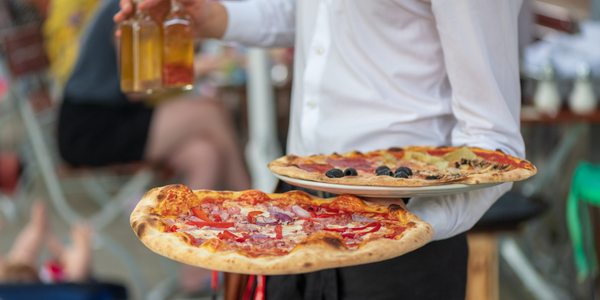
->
<box><xmin>466</xmin><ymin>192</ymin><xmax>548</xmax><ymax>300</ymax></box>
<box><xmin>566</xmin><ymin>162</ymin><xmax>600</xmax><ymax>282</ymax></box>
<box><xmin>0</xmin><ymin>23</ymin><xmax>164</xmax><ymax>299</ymax></box>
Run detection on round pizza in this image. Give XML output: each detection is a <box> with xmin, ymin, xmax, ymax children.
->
<box><xmin>130</xmin><ymin>184</ymin><xmax>433</xmax><ymax>275</ymax></box>
<box><xmin>268</xmin><ymin>146</ymin><xmax>537</xmax><ymax>187</ymax></box>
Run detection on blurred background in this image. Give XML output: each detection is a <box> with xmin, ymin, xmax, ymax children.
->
<box><xmin>0</xmin><ymin>0</ymin><xmax>600</xmax><ymax>299</ymax></box>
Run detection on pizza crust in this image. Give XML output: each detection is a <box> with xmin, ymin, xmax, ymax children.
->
<box><xmin>131</xmin><ymin>186</ymin><xmax>433</xmax><ymax>275</ymax></box>
<box><xmin>268</xmin><ymin>146</ymin><xmax>537</xmax><ymax>187</ymax></box>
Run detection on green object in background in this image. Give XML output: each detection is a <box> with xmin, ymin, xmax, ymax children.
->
<box><xmin>567</xmin><ymin>162</ymin><xmax>600</xmax><ymax>282</ymax></box>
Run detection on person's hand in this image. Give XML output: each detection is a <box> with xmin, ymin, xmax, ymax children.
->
<box><xmin>114</xmin><ymin>0</ymin><xmax>172</xmax><ymax>23</ymax></box>
<box><xmin>361</xmin><ymin>197</ymin><xmax>409</xmax><ymax>211</ymax></box>
<box><xmin>114</xmin><ymin>0</ymin><xmax>211</xmax><ymax>36</ymax></box>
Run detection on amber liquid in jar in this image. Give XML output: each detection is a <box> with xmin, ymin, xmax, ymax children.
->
<box><xmin>132</xmin><ymin>8</ymin><xmax>163</xmax><ymax>93</ymax></box>
<box><xmin>162</xmin><ymin>0</ymin><xmax>194</xmax><ymax>90</ymax></box>
<box><xmin>120</xmin><ymin>21</ymin><xmax>134</xmax><ymax>93</ymax></box>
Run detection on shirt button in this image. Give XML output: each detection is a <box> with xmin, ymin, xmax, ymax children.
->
<box><xmin>307</xmin><ymin>101</ymin><xmax>316</xmax><ymax>108</ymax></box>
<box><xmin>315</xmin><ymin>47</ymin><xmax>324</xmax><ymax>55</ymax></box>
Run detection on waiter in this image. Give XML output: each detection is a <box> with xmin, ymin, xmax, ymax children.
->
<box><xmin>117</xmin><ymin>1</ymin><xmax>525</xmax><ymax>299</ymax></box>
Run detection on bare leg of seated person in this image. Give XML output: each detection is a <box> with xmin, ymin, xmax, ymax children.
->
<box><xmin>1</xmin><ymin>201</ymin><xmax>47</xmax><ymax>282</ymax></box>
<box><xmin>145</xmin><ymin>97</ymin><xmax>252</xmax><ymax>191</ymax></box>
<box><xmin>47</xmin><ymin>223</ymin><xmax>93</xmax><ymax>282</ymax></box>
<box><xmin>6</xmin><ymin>201</ymin><xmax>47</xmax><ymax>266</ymax></box>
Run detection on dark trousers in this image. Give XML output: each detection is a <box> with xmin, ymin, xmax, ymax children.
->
<box><xmin>266</xmin><ymin>183</ymin><xmax>469</xmax><ymax>300</ymax></box>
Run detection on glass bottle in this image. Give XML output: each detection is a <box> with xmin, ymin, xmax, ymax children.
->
<box><xmin>120</xmin><ymin>19</ymin><xmax>134</xmax><ymax>93</ymax></box>
<box><xmin>162</xmin><ymin>0</ymin><xmax>194</xmax><ymax>90</ymax></box>
<box><xmin>132</xmin><ymin>0</ymin><xmax>163</xmax><ymax>93</ymax></box>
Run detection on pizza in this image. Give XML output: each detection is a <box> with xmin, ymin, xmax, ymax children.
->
<box><xmin>268</xmin><ymin>146</ymin><xmax>537</xmax><ymax>187</ymax></box>
<box><xmin>130</xmin><ymin>184</ymin><xmax>433</xmax><ymax>275</ymax></box>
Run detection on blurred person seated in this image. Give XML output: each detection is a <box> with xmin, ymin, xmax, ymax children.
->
<box><xmin>0</xmin><ymin>201</ymin><xmax>93</xmax><ymax>284</ymax></box>
<box><xmin>42</xmin><ymin>0</ymin><xmax>102</xmax><ymax>88</ymax></box>
<box><xmin>57</xmin><ymin>0</ymin><xmax>251</xmax><ymax>192</ymax></box>
<box><xmin>56</xmin><ymin>0</ymin><xmax>251</xmax><ymax>294</ymax></box>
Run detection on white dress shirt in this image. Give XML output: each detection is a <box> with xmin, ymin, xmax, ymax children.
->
<box><xmin>222</xmin><ymin>0</ymin><xmax>525</xmax><ymax>240</ymax></box>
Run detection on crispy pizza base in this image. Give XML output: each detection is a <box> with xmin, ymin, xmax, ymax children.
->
<box><xmin>131</xmin><ymin>186</ymin><xmax>433</xmax><ymax>275</ymax></box>
<box><xmin>268</xmin><ymin>146</ymin><xmax>537</xmax><ymax>187</ymax></box>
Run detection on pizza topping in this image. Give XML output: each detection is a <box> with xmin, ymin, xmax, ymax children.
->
<box><xmin>375</xmin><ymin>166</ymin><xmax>393</xmax><ymax>176</ymax></box>
<box><xmin>351</xmin><ymin>214</ymin><xmax>376</xmax><ymax>223</ymax></box>
<box><xmin>394</xmin><ymin>171</ymin><xmax>409</xmax><ymax>179</ymax></box>
<box><xmin>344</xmin><ymin>168</ymin><xmax>358</xmax><ymax>176</ymax></box>
<box><xmin>274</xmin><ymin>225</ymin><xmax>283</xmax><ymax>239</ymax></box>
<box><xmin>395</xmin><ymin>166</ymin><xmax>413</xmax><ymax>176</ymax></box>
<box><xmin>325</xmin><ymin>168</ymin><xmax>345</xmax><ymax>178</ymax></box>
<box><xmin>291</xmin><ymin>205</ymin><xmax>312</xmax><ymax>218</ymax></box>
<box><xmin>153</xmin><ymin>187</ymin><xmax>421</xmax><ymax>257</ymax></box>
<box><xmin>191</xmin><ymin>207</ymin><xmax>211</xmax><ymax>222</ymax></box>
<box><xmin>188</xmin><ymin>221</ymin><xmax>235</xmax><ymax>228</ymax></box>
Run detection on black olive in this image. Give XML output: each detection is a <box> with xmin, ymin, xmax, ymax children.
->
<box><xmin>377</xmin><ymin>170</ymin><xmax>393</xmax><ymax>176</ymax></box>
<box><xmin>375</xmin><ymin>166</ymin><xmax>393</xmax><ymax>176</ymax></box>
<box><xmin>394</xmin><ymin>167</ymin><xmax>413</xmax><ymax>176</ymax></box>
<box><xmin>425</xmin><ymin>175</ymin><xmax>441</xmax><ymax>180</ymax></box>
<box><xmin>376</xmin><ymin>166</ymin><xmax>391</xmax><ymax>173</ymax></box>
<box><xmin>395</xmin><ymin>171</ymin><xmax>409</xmax><ymax>178</ymax></box>
<box><xmin>326</xmin><ymin>168</ymin><xmax>345</xmax><ymax>178</ymax></box>
<box><xmin>344</xmin><ymin>168</ymin><xmax>358</xmax><ymax>176</ymax></box>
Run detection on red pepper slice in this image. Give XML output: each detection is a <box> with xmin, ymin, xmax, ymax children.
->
<box><xmin>307</xmin><ymin>206</ymin><xmax>318</xmax><ymax>218</ymax></box>
<box><xmin>316</xmin><ymin>213</ymin><xmax>345</xmax><ymax>218</ymax></box>
<box><xmin>349</xmin><ymin>222</ymin><xmax>380</xmax><ymax>231</ymax></box>
<box><xmin>184</xmin><ymin>232</ymin><xmax>197</xmax><ymax>245</ymax></box>
<box><xmin>217</xmin><ymin>230</ymin><xmax>245</xmax><ymax>242</ymax></box>
<box><xmin>169</xmin><ymin>225</ymin><xmax>179</xmax><ymax>232</ymax></box>
<box><xmin>275</xmin><ymin>225</ymin><xmax>283</xmax><ymax>239</ymax></box>
<box><xmin>247</xmin><ymin>211</ymin><xmax>263</xmax><ymax>224</ymax></box>
<box><xmin>341</xmin><ymin>222</ymin><xmax>382</xmax><ymax>239</ymax></box>
<box><xmin>213</xmin><ymin>214</ymin><xmax>223</xmax><ymax>222</ymax></box>
<box><xmin>188</xmin><ymin>221</ymin><xmax>234</xmax><ymax>228</ymax></box>
<box><xmin>323</xmin><ymin>227</ymin><xmax>347</xmax><ymax>232</ymax></box>
<box><xmin>191</xmin><ymin>207</ymin><xmax>212</xmax><ymax>222</ymax></box>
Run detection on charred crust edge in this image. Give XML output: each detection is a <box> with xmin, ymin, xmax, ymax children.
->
<box><xmin>388</xmin><ymin>147</ymin><xmax>403</xmax><ymax>152</ymax></box>
<box><xmin>321</xmin><ymin>236</ymin><xmax>345</xmax><ymax>249</ymax></box>
<box><xmin>388</xmin><ymin>204</ymin><xmax>404</xmax><ymax>213</ymax></box>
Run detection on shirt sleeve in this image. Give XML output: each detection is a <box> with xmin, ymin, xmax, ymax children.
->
<box><xmin>407</xmin><ymin>0</ymin><xmax>525</xmax><ymax>241</ymax></box>
<box><xmin>221</xmin><ymin>0</ymin><xmax>296</xmax><ymax>47</ymax></box>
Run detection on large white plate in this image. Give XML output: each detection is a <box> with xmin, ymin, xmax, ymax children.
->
<box><xmin>275</xmin><ymin>174</ymin><xmax>501</xmax><ymax>198</ymax></box>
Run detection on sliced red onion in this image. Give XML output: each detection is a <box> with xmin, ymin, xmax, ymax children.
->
<box><xmin>246</xmin><ymin>224</ymin><xmax>261</xmax><ymax>232</ymax></box>
<box><xmin>352</xmin><ymin>214</ymin><xmax>376</xmax><ymax>223</ymax></box>
<box><xmin>165</xmin><ymin>219</ymin><xmax>175</xmax><ymax>225</ymax></box>
<box><xmin>292</xmin><ymin>205</ymin><xmax>312</xmax><ymax>218</ymax></box>
<box><xmin>271</xmin><ymin>212</ymin><xmax>292</xmax><ymax>222</ymax></box>
<box><xmin>188</xmin><ymin>216</ymin><xmax>202</xmax><ymax>222</ymax></box>
<box><xmin>309</xmin><ymin>218</ymin><xmax>329</xmax><ymax>222</ymax></box>
<box><xmin>262</xmin><ymin>216</ymin><xmax>278</xmax><ymax>223</ymax></box>
<box><xmin>268</xmin><ymin>206</ymin><xmax>295</xmax><ymax>218</ymax></box>
<box><xmin>195</xmin><ymin>239</ymin><xmax>204</xmax><ymax>246</ymax></box>
<box><xmin>250</xmin><ymin>234</ymin><xmax>269</xmax><ymax>239</ymax></box>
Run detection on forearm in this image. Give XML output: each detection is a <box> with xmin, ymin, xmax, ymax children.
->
<box><xmin>407</xmin><ymin>182</ymin><xmax>512</xmax><ymax>241</ymax></box>
<box><xmin>195</xmin><ymin>2</ymin><xmax>228</xmax><ymax>39</ymax></box>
